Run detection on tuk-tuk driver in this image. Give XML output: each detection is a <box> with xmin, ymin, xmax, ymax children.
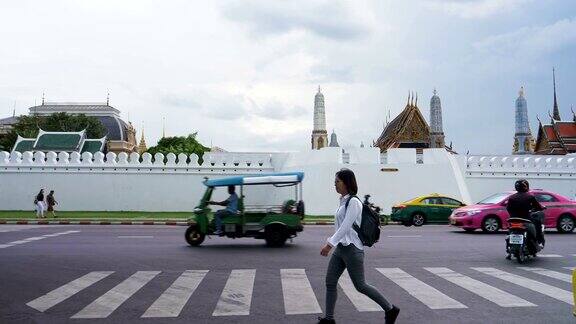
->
<box><xmin>208</xmin><ymin>185</ymin><xmax>239</xmax><ymax>235</ymax></box>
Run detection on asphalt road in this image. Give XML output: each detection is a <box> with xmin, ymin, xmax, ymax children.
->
<box><xmin>0</xmin><ymin>224</ymin><xmax>574</xmax><ymax>324</ymax></box>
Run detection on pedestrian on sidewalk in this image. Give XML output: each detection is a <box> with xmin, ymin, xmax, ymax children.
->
<box><xmin>34</xmin><ymin>189</ymin><xmax>45</xmax><ymax>218</ymax></box>
<box><xmin>318</xmin><ymin>168</ymin><xmax>399</xmax><ymax>324</ymax></box>
<box><xmin>46</xmin><ymin>190</ymin><xmax>58</xmax><ymax>218</ymax></box>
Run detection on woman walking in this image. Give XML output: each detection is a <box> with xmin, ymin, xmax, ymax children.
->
<box><xmin>34</xmin><ymin>189</ymin><xmax>45</xmax><ymax>218</ymax></box>
<box><xmin>46</xmin><ymin>190</ymin><xmax>58</xmax><ymax>218</ymax></box>
<box><xmin>318</xmin><ymin>169</ymin><xmax>399</xmax><ymax>324</ymax></box>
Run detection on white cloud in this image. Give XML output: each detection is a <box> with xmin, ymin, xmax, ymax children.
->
<box><xmin>474</xmin><ymin>17</ymin><xmax>576</xmax><ymax>58</ymax></box>
<box><xmin>426</xmin><ymin>0</ymin><xmax>532</xmax><ymax>19</ymax></box>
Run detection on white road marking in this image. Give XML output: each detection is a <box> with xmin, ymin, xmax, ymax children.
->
<box><xmin>72</xmin><ymin>271</ymin><xmax>160</xmax><ymax>319</ymax></box>
<box><xmin>518</xmin><ymin>267</ymin><xmax>572</xmax><ymax>283</ymax></box>
<box><xmin>472</xmin><ymin>267</ymin><xmax>572</xmax><ymax>304</ymax></box>
<box><xmin>117</xmin><ymin>236</ymin><xmax>154</xmax><ymax>239</ymax></box>
<box><xmin>536</xmin><ymin>254</ymin><xmax>562</xmax><ymax>258</ymax></box>
<box><xmin>562</xmin><ymin>267</ymin><xmax>575</xmax><ymax>271</ymax></box>
<box><xmin>339</xmin><ymin>271</ymin><xmax>382</xmax><ymax>312</ymax></box>
<box><xmin>10</xmin><ymin>240</ymin><xmax>30</xmax><ymax>244</ymax></box>
<box><xmin>213</xmin><ymin>269</ymin><xmax>256</xmax><ymax>316</ymax></box>
<box><xmin>425</xmin><ymin>267</ymin><xmax>535</xmax><ymax>307</ymax></box>
<box><xmin>26</xmin><ymin>271</ymin><xmax>114</xmax><ymax>312</ymax></box>
<box><xmin>24</xmin><ymin>237</ymin><xmax>45</xmax><ymax>241</ymax></box>
<box><xmin>376</xmin><ymin>268</ymin><xmax>467</xmax><ymax>309</ymax></box>
<box><xmin>0</xmin><ymin>231</ymin><xmax>80</xmax><ymax>249</ymax></box>
<box><xmin>142</xmin><ymin>270</ymin><xmax>208</xmax><ymax>318</ymax></box>
<box><xmin>280</xmin><ymin>269</ymin><xmax>322</xmax><ymax>315</ymax></box>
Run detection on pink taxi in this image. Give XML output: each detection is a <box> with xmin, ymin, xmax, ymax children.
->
<box><xmin>449</xmin><ymin>190</ymin><xmax>576</xmax><ymax>233</ymax></box>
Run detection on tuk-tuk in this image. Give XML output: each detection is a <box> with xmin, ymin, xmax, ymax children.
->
<box><xmin>185</xmin><ymin>172</ymin><xmax>305</xmax><ymax>247</ymax></box>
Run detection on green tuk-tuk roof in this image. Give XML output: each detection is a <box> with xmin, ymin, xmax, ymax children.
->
<box><xmin>204</xmin><ymin>172</ymin><xmax>304</xmax><ymax>187</ymax></box>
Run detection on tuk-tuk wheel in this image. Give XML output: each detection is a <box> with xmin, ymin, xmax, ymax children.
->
<box><xmin>185</xmin><ymin>225</ymin><xmax>205</xmax><ymax>246</ymax></box>
<box><xmin>265</xmin><ymin>224</ymin><xmax>287</xmax><ymax>247</ymax></box>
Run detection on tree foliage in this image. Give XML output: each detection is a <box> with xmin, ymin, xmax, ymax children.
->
<box><xmin>146</xmin><ymin>133</ymin><xmax>210</xmax><ymax>162</ymax></box>
<box><xmin>0</xmin><ymin>113</ymin><xmax>106</xmax><ymax>151</ymax></box>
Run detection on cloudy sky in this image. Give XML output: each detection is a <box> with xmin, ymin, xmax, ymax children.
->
<box><xmin>1</xmin><ymin>0</ymin><xmax>575</xmax><ymax>154</ymax></box>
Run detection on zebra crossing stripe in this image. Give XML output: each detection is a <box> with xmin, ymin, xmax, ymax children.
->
<box><xmin>563</xmin><ymin>267</ymin><xmax>575</xmax><ymax>271</ymax></box>
<box><xmin>518</xmin><ymin>267</ymin><xmax>572</xmax><ymax>283</ymax></box>
<box><xmin>376</xmin><ymin>268</ymin><xmax>467</xmax><ymax>309</ymax></box>
<box><xmin>537</xmin><ymin>254</ymin><xmax>562</xmax><ymax>258</ymax></box>
<box><xmin>26</xmin><ymin>271</ymin><xmax>114</xmax><ymax>312</ymax></box>
<box><xmin>424</xmin><ymin>267</ymin><xmax>535</xmax><ymax>307</ymax></box>
<box><xmin>472</xmin><ymin>267</ymin><xmax>573</xmax><ymax>304</ymax></box>
<box><xmin>339</xmin><ymin>271</ymin><xmax>382</xmax><ymax>312</ymax></box>
<box><xmin>212</xmin><ymin>269</ymin><xmax>256</xmax><ymax>316</ymax></box>
<box><xmin>72</xmin><ymin>271</ymin><xmax>160</xmax><ymax>319</ymax></box>
<box><xmin>280</xmin><ymin>269</ymin><xmax>322</xmax><ymax>315</ymax></box>
<box><xmin>142</xmin><ymin>270</ymin><xmax>208</xmax><ymax>318</ymax></box>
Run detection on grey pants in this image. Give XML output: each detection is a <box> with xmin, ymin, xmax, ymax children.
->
<box><xmin>325</xmin><ymin>244</ymin><xmax>392</xmax><ymax>319</ymax></box>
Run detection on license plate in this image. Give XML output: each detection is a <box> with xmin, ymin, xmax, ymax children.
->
<box><xmin>450</xmin><ymin>219</ymin><xmax>456</xmax><ymax>225</ymax></box>
<box><xmin>509</xmin><ymin>234</ymin><xmax>524</xmax><ymax>245</ymax></box>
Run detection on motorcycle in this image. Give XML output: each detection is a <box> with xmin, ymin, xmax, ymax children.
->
<box><xmin>505</xmin><ymin>211</ymin><xmax>545</xmax><ymax>264</ymax></box>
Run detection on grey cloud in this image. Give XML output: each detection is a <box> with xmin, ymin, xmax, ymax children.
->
<box><xmin>162</xmin><ymin>92</ymin><xmax>246</xmax><ymax>121</ymax></box>
<box><xmin>310</xmin><ymin>64</ymin><xmax>354</xmax><ymax>83</ymax></box>
<box><xmin>253</xmin><ymin>100</ymin><xmax>308</xmax><ymax>120</ymax></box>
<box><xmin>220</xmin><ymin>0</ymin><xmax>368</xmax><ymax>41</ymax></box>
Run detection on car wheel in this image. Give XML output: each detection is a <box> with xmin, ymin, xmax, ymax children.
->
<box><xmin>185</xmin><ymin>225</ymin><xmax>205</xmax><ymax>246</ymax></box>
<box><xmin>481</xmin><ymin>216</ymin><xmax>500</xmax><ymax>233</ymax></box>
<box><xmin>412</xmin><ymin>213</ymin><xmax>425</xmax><ymax>227</ymax></box>
<box><xmin>556</xmin><ymin>214</ymin><xmax>575</xmax><ymax>233</ymax></box>
<box><xmin>265</xmin><ymin>224</ymin><xmax>287</xmax><ymax>247</ymax></box>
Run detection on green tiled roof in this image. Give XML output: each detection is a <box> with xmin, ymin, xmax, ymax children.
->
<box><xmin>14</xmin><ymin>139</ymin><xmax>35</xmax><ymax>153</ymax></box>
<box><xmin>81</xmin><ymin>139</ymin><xmax>105</xmax><ymax>153</ymax></box>
<box><xmin>35</xmin><ymin>133</ymin><xmax>82</xmax><ymax>151</ymax></box>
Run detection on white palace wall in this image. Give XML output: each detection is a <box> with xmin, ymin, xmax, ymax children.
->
<box><xmin>0</xmin><ymin>149</ymin><xmax>575</xmax><ymax>215</ymax></box>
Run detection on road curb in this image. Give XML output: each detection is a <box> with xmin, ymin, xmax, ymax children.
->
<box><xmin>0</xmin><ymin>220</ymin><xmax>193</xmax><ymax>226</ymax></box>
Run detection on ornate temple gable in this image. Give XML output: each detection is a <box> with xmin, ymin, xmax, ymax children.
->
<box><xmin>375</xmin><ymin>94</ymin><xmax>431</xmax><ymax>152</ymax></box>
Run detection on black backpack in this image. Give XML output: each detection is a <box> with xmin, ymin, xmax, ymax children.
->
<box><xmin>345</xmin><ymin>196</ymin><xmax>381</xmax><ymax>247</ymax></box>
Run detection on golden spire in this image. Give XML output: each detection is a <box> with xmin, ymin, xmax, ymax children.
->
<box><xmin>138</xmin><ymin>124</ymin><xmax>147</xmax><ymax>154</ymax></box>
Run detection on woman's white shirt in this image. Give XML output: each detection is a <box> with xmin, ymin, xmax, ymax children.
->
<box><xmin>327</xmin><ymin>194</ymin><xmax>363</xmax><ymax>250</ymax></box>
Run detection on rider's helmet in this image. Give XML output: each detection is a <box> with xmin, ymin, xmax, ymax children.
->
<box><xmin>514</xmin><ymin>179</ymin><xmax>529</xmax><ymax>193</ymax></box>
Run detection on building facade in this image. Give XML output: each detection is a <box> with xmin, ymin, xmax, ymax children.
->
<box><xmin>512</xmin><ymin>87</ymin><xmax>534</xmax><ymax>154</ymax></box>
<box><xmin>311</xmin><ymin>87</ymin><xmax>328</xmax><ymax>150</ymax></box>
<box><xmin>29</xmin><ymin>100</ymin><xmax>137</xmax><ymax>154</ymax></box>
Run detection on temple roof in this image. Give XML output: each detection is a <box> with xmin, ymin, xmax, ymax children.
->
<box><xmin>535</xmin><ymin>119</ymin><xmax>576</xmax><ymax>155</ymax></box>
<box><xmin>30</xmin><ymin>102</ymin><xmax>120</xmax><ymax>115</ymax></box>
<box><xmin>375</xmin><ymin>96</ymin><xmax>430</xmax><ymax>150</ymax></box>
<box><xmin>0</xmin><ymin>116</ymin><xmax>19</xmax><ymax>126</ymax></box>
<box><xmin>11</xmin><ymin>129</ymin><xmax>106</xmax><ymax>154</ymax></box>
<box><xmin>81</xmin><ymin>138</ymin><xmax>107</xmax><ymax>154</ymax></box>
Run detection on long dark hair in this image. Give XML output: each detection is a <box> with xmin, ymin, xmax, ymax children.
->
<box><xmin>336</xmin><ymin>168</ymin><xmax>358</xmax><ymax>195</ymax></box>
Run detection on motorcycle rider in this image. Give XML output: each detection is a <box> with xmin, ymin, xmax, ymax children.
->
<box><xmin>505</xmin><ymin>179</ymin><xmax>545</xmax><ymax>258</ymax></box>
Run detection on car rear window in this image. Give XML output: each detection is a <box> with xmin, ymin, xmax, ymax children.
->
<box><xmin>534</xmin><ymin>194</ymin><xmax>558</xmax><ymax>203</ymax></box>
<box><xmin>478</xmin><ymin>193</ymin><xmax>509</xmax><ymax>204</ymax></box>
<box><xmin>442</xmin><ymin>198</ymin><xmax>462</xmax><ymax>206</ymax></box>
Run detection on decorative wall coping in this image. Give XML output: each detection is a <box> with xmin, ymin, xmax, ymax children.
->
<box><xmin>0</xmin><ymin>151</ymin><xmax>273</xmax><ymax>170</ymax></box>
<box><xmin>466</xmin><ymin>155</ymin><xmax>576</xmax><ymax>170</ymax></box>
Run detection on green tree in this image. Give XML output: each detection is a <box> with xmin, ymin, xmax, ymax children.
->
<box><xmin>147</xmin><ymin>133</ymin><xmax>210</xmax><ymax>163</ymax></box>
<box><xmin>0</xmin><ymin>113</ymin><xmax>106</xmax><ymax>151</ymax></box>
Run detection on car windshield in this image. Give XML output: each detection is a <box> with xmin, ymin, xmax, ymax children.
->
<box><xmin>477</xmin><ymin>193</ymin><xmax>509</xmax><ymax>205</ymax></box>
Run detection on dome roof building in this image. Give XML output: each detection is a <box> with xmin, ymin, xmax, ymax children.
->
<box><xmin>28</xmin><ymin>99</ymin><xmax>137</xmax><ymax>154</ymax></box>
